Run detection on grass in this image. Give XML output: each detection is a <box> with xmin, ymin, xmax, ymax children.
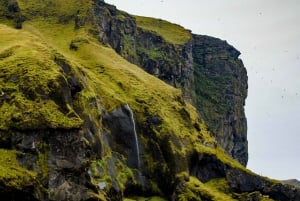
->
<box><xmin>124</xmin><ymin>197</ymin><xmax>167</xmax><ymax>201</ymax></box>
<box><xmin>25</xmin><ymin>19</ymin><xmax>208</xmax><ymax>144</ymax></box>
<box><xmin>0</xmin><ymin>149</ymin><xmax>37</xmax><ymax>189</ymax></box>
<box><xmin>135</xmin><ymin>16</ymin><xmax>191</xmax><ymax>45</ymax></box>
<box><xmin>89</xmin><ymin>156</ymin><xmax>135</xmax><ymax>193</ymax></box>
<box><xmin>0</xmin><ymin>24</ymin><xmax>83</xmax><ymax>130</ymax></box>
<box><xmin>16</xmin><ymin>0</ymin><xmax>92</xmax><ymax>19</ymax></box>
<box><xmin>0</xmin><ymin>1</ymin><xmax>266</xmax><ymax>199</ymax></box>
<box><xmin>177</xmin><ymin>177</ymin><xmax>237</xmax><ymax>201</ymax></box>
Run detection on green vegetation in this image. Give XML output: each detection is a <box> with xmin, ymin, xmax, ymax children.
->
<box><xmin>89</xmin><ymin>156</ymin><xmax>135</xmax><ymax>193</ymax></box>
<box><xmin>194</xmin><ymin>63</ymin><xmax>232</xmax><ymax>121</ymax></box>
<box><xmin>0</xmin><ymin>149</ymin><xmax>37</xmax><ymax>189</ymax></box>
<box><xmin>124</xmin><ymin>196</ymin><xmax>167</xmax><ymax>201</ymax></box>
<box><xmin>0</xmin><ymin>16</ymin><xmax>251</xmax><ymax>196</ymax></box>
<box><xmin>0</xmin><ymin>1</ymin><xmax>272</xmax><ymax>200</ymax></box>
<box><xmin>0</xmin><ymin>24</ymin><xmax>83</xmax><ymax>130</ymax></box>
<box><xmin>37</xmin><ymin>143</ymin><xmax>49</xmax><ymax>180</ymax></box>
<box><xmin>135</xmin><ymin>16</ymin><xmax>191</xmax><ymax>45</ymax></box>
<box><xmin>16</xmin><ymin>0</ymin><xmax>92</xmax><ymax>19</ymax></box>
<box><xmin>177</xmin><ymin>177</ymin><xmax>237</xmax><ymax>201</ymax></box>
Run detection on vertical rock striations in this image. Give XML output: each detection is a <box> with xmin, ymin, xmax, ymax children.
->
<box><xmin>92</xmin><ymin>0</ymin><xmax>195</xmax><ymax>102</ymax></box>
<box><xmin>192</xmin><ymin>35</ymin><xmax>248</xmax><ymax>166</ymax></box>
<box><xmin>91</xmin><ymin>0</ymin><xmax>248</xmax><ymax>165</ymax></box>
<box><xmin>5</xmin><ymin>1</ymin><xmax>300</xmax><ymax>201</ymax></box>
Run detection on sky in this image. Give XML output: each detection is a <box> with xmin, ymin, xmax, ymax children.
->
<box><xmin>105</xmin><ymin>0</ymin><xmax>300</xmax><ymax>181</ymax></box>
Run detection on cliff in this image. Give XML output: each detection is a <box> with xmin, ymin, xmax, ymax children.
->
<box><xmin>0</xmin><ymin>0</ymin><xmax>299</xmax><ymax>201</ymax></box>
<box><xmin>91</xmin><ymin>1</ymin><xmax>248</xmax><ymax>165</ymax></box>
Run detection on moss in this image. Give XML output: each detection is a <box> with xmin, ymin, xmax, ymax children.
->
<box><xmin>121</xmin><ymin>34</ymin><xmax>138</xmax><ymax>62</ymax></box>
<box><xmin>0</xmin><ymin>24</ymin><xmax>83</xmax><ymax>130</ymax></box>
<box><xmin>124</xmin><ymin>196</ymin><xmax>167</xmax><ymax>201</ymax></box>
<box><xmin>15</xmin><ymin>19</ymin><xmax>204</xmax><ymax>147</ymax></box>
<box><xmin>90</xmin><ymin>155</ymin><xmax>135</xmax><ymax>194</ymax></box>
<box><xmin>0</xmin><ymin>5</ymin><xmax>252</xmax><ymax>199</ymax></box>
<box><xmin>16</xmin><ymin>0</ymin><xmax>92</xmax><ymax>20</ymax></box>
<box><xmin>178</xmin><ymin>177</ymin><xmax>237</xmax><ymax>201</ymax></box>
<box><xmin>191</xmin><ymin>144</ymin><xmax>250</xmax><ymax>174</ymax></box>
<box><xmin>0</xmin><ymin>149</ymin><xmax>37</xmax><ymax>189</ymax></box>
<box><xmin>37</xmin><ymin>143</ymin><xmax>49</xmax><ymax>180</ymax></box>
<box><xmin>194</xmin><ymin>63</ymin><xmax>232</xmax><ymax>120</ymax></box>
<box><xmin>116</xmin><ymin>11</ymin><xmax>127</xmax><ymax>21</ymax></box>
<box><xmin>135</xmin><ymin>16</ymin><xmax>191</xmax><ymax>45</ymax></box>
<box><xmin>136</xmin><ymin>46</ymin><xmax>174</xmax><ymax>65</ymax></box>
<box><xmin>205</xmin><ymin>178</ymin><xmax>231</xmax><ymax>195</ymax></box>
<box><xmin>234</xmin><ymin>192</ymin><xmax>274</xmax><ymax>201</ymax></box>
<box><xmin>261</xmin><ymin>196</ymin><xmax>274</xmax><ymax>201</ymax></box>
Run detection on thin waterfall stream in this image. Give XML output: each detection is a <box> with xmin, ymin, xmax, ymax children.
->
<box><xmin>125</xmin><ymin>104</ymin><xmax>140</xmax><ymax>169</ymax></box>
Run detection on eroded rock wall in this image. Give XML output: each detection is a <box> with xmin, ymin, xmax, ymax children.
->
<box><xmin>3</xmin><ymin>1</ymin><xmax>300</xmax><ymax>201</ymax></box>
<box><xmin>91</xmin><ymin>0</ymin><xmax>248</xmax><ymax>165</ymax></box>
<box><xmin>192</xmin><ymin>35</ymin><xmax>248</xmax><ymax>166</ymax></box>
<box><xmin>92</xmin><ymin>0</ymin><xmax>195</xmax><ymax>102</ymax></box>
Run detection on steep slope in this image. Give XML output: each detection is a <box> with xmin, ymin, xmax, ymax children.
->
<box><xmin>192</xmin><ymin>35</ymin><xmax>248</xmax><ymax>166</ymax></box>
<box><xmin>0</xmin><ymin>1</ymin><xmax>300</xmax><ymax>201</ymax></box>
<box><xmin>281</xmin><ymin>180</ymin><xmax>300</xmax><ymax>188</ymax></box>
<box><xmin>89</xmin><ymin>1</ymin><xmax>247</xmax><ymax>165</ymax></box>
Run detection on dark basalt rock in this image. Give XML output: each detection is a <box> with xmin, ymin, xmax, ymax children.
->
<box><xmin>226</xmin><ymin>168</ymin><xmax>267</xmax><ymax>193</ymax></box>
<box><xmin>189</xmin><ymin>152</ymin><xmax>228</xmax><ymax>183</ymax></box>
<box><xmin>92</xmin><ymin>1</ymin><xmax>248</xmax><ymax>165</ymax></box>
<box><xmin>263</xmin><ymin>183</ymin><xmax>300</xmax><ymax>201</ymax></box>
<box><xmin>102</xmin><ymin>105</ymin><xmax>141</xmax><ymax>169</ymax></box>
<box><xmin>227</xmin><ymin>168</ymin><xmax>300</xmax><ymax>201</ymax></box>
<box><xmin>2</xmin><ymin>0</ymin><xmax>24</xmax><ymax>28</ymax></box>
<box><xmin>0</xmin><ymin>189</ymin><xmax>38</xmax><ymax>201</ymax></box>
<box><xmin>192</xmin><ymin>35</ymin><xmax>248</xmax><ymax>166</ymax></box>
<box><xmin>2</xmin><ymin>1</ymin><xmax>299</xmax><ymax>201</ymax></box>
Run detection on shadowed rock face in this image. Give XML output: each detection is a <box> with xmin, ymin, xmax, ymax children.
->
<box><xmin>102</xmin><ymin>105</ymin><xmax>140</xmax><ymax>169</ymax></box>
<box><xmin>92</xmin><ymin>1</ymin><xmax>248</xmax><ymax>165</ymax></box>
<box><xmin>226</xmin><ymin>168</ymin><xmax>300</xmax><ymax>201</ymax></box>
<box><xmin>192</xmin><ymin>35</ymin><xmax>248</xmax><ymax>166</ymax></box>
<box><xmin>1</xmin><ymin>1</ymin><xmax>300</xmax><ymax>201</ymax></box>
<box><xmin>92</xmin><ymin>0</ymin><xmax>194</xmax><ymax>101</ymax></box>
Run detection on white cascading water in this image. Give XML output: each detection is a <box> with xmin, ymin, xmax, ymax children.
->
<box><xmin>125</xmin><ymin>104</ymin><xmax>140</xmax><ymax>169</ymax></box>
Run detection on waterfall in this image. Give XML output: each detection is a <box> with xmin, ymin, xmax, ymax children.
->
<box><xmin>125</xmin><ymin>104</ymin><xmax>140</xmax><ymax>169</ymax></box>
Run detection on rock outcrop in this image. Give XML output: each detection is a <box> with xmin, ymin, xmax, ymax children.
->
<box><xmin>0</xmin><ymin>1</ymin><xmax>298</xmax><ymax>201</ymax></box>
<box><xmin>192</xmin><ymin>35</ymin><xmax>248</xmax><ymax>166</ymax></box>
<box><xmin>91</xmin><ymin>1</ymin><xmax>248</xmax><ymax>165</ymax></box>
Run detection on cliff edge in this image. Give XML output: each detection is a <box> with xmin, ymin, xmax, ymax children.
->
<box><xmin>0</xmin><ymin>1</ymin><xmax>299</xmax><ymax>201</ymax></box>
<box><xmin>91</xmin><ymin>2</ymin><xmax>248</xmax><ymax>165</ymax></box>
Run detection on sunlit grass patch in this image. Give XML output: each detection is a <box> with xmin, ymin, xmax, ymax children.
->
<box><xmin>0</xmin><ymin>149</ymin><xmax>37</xmax><ymax>189</ymax></box>
<box><xmin>135</xmin><ymin>16</ymin><xmax>191</xmax><ymax>45</ymax></box>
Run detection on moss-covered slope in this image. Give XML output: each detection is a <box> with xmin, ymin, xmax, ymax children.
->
<box><xmin>89</xmin><ymin>1</ymin><xmax>248</xmax><ymax>165</ymax></box>
<box><xmin>0</xmin><ymin>1</ymin><xmax>299</xmax><ymax>201</ymax></box>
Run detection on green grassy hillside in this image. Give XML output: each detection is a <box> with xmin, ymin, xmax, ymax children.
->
<box><xmin>0</xmin><ymin>8</ymin><xmax>246</xmax><ymax>200</ymax></box>
<box><xmin>135</xmin><ymin>15</ymin><xmax>191</xmax><ymax>45</ymax></box>
<box><xmin>0</xmin><ymin>1</ymin><xmax>294</xmax><ymax>201</ymax></box>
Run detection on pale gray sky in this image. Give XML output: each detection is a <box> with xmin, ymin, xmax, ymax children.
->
<box><xmin>105</xmin><ymin>0</ymin><xmax>300</xmax><ymax>181</ymax></box>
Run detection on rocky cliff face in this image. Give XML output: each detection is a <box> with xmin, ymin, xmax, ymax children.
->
<box><xmin>92</xmin><ymin>1</ymin><xmax>194</xmax><ymax>101</ymax></box>
<box><xmin>91</xmin><ymin>1</ymin><xmax>247</xmax><ymax>165</ymax></box>
<box><xmin>192</xmin><ymin>35</ymin><xmax>248</xmax><ymax>166</ymax></box>
<box><xmin>0</xmin><ymin>1</ymin><xmax>299</xmax><ymax>201</ymax></box>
